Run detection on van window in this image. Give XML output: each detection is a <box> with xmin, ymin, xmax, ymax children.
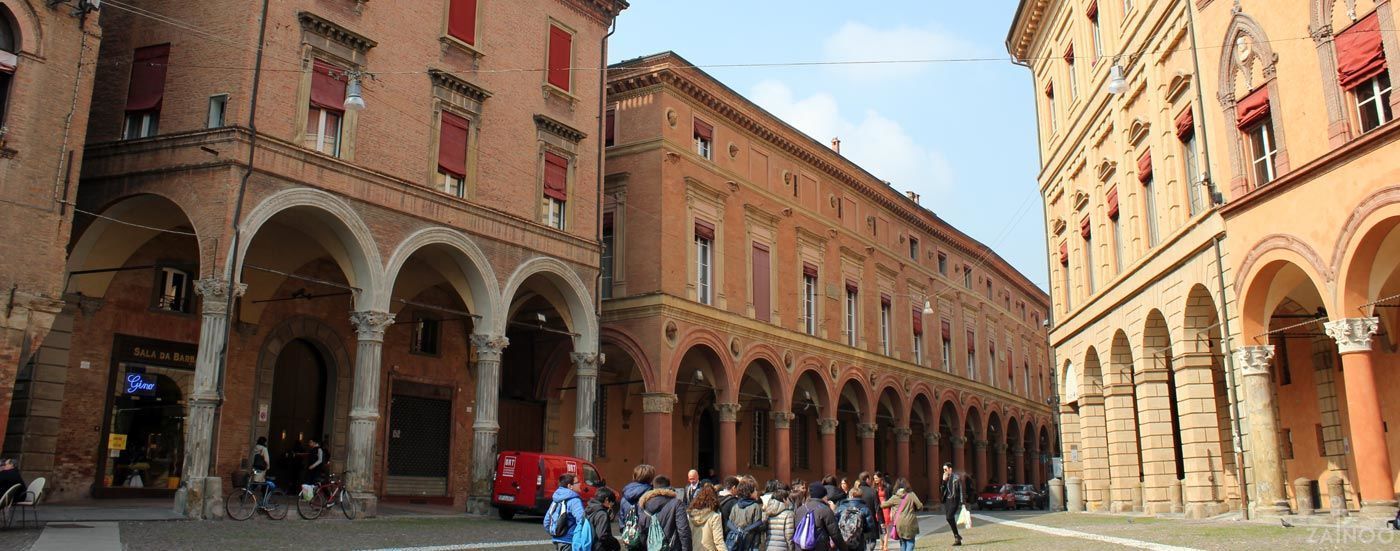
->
<box><xmin>583</xmin><ymin>465</ymin><xmax>601</xmax><ymax>486</ymax></box>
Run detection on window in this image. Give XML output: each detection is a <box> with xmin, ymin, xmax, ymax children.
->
<box><xmin>1247</xmin><ymin>121</ymin><xmax>1278</xmax><ymax>186</ymax></box>
<box><xmin>793</xmin><ymin>414</ymin><xmax>809</xmax><ymax>469</ymax></box>
<box><xmin>752</xmin><ymin>243</ymin><xmax>771</xmax><ymax>323</ymax></box>
<box><xmin>207</xmin><ymin>94</ymin><xmax>228</xmax><ymax>128</ymax></box>
<box><xmin>985</xmin><ymin>280</ymin><xmax>993</xmax><ymax>299</ymax></box>
<box><xmin>966</xmin><ymin>331</ymin><xmax>977</xmax><ymax>380</ymax></box>
<box><xmin>845</xmin><ymin>282</ymin><xmax>859</xmax><ymax>347</ymax></box>
<box><xmin>1355</xmin><ymin>73</ymin><xmax>1393</xmax><ymax>134</ymax></box>
<box><xmin>546</xmin><ymin>24</ymin><xmax>573</xmax><ymax>92</ymax></box>
<box><xmin>963</xmin><ymin>266</ymin><xmax>972</xmax><ymax>289</ymax></box>
<box><xmin>594</xmin><ymin>383</ymin><xmax>608</xmax><ymax>457</ymax></box>
<box><xmin>695</xmin><ymin>220</ymin><xmax>715</xmax><ymax>305</ymax></box>
<box><xmin>1059</xmin><ymin>242</ymin><xmax>1073</xmax><ymax>310</ymax></box>
<box><xmin>1336</xmin><ymin>12</ymin><xmax>1392</xmax><ymax>133</ymax></box>
<box><xmin>751</xmin><ymin>409</ymin><xmax>769</xmax><ymax>466</ymax></box>
<box><xmin>1139</xmin><ymin>150</ymin><xmax>1159</xmax><ymax>246</ymax></box>
<box><xmin>0</xmin><ymin>14</ymin><xmax>15</xmax><ymax>127</ymax></box>
<box><xmin>912</xmin><ymin>308</ymin><xmax>924</xmax><ymax>365</ymax></box>
<box><xmin>789</xmin><ymin>172</ymin><xmax>800</xmax><ymax>198</ymax></box>
<box><xmin>1082</xmin><ymin>216</ymin><xmax>1095</xmax><ymax>294</ymax></box>
<box><xmin>439</xmin><ymin>111</ymin><xmax>471</xmax><ymax>198</ymax></box>
<box><xmin>1109</xmin><ymin>189</ymin><xmax>1124</xmax><ymax>274</ymax></box>
<box><xmin>908</xmin><ymin>236</ymin><xmax>919</xmax><ymax>261</ymax></box>
<box><xmin>835</xmin><ymin>422</ymin><xmax>847</xmax><ymax>472</ymax></box>
<box><xmin>446</xmin><ymin>0</ymin><xmax>478</xmax><ymax>46</ymax></box>
<box><xmin>1088</xmin><ymin>2</ymin><xmax>1102</xmax><ymax>65</ymax></box>
<box><xmin>989</xmin><ymin>343</ymin><xmax>997</xmax><ymax>386</ymax></box>
<box><xmin>153</xmin><ymin>267</ymin><xmax>192</xmax><ymax>313</ymax></box>
<box><xmin>542</xmin><ymin>152</ymin><xmax>569</xmax><ymax>229</ymax></box>
<box><xmin>1178</xmin><ymin>107</ymin><xmax>1202</xmax><ymax>216</ymax></box>
<box><xmin>410</xmin><ymin>314</ymin><xmax>441</xmax><ymax>355</ymax></box>
<box><xmin>1045</xmin><ymin>83</ymin><xmax>1057</xmax><ymax>134</ymax></box>
<box><xmin>1065</xmin><ymin>45</ymin><xmax>1078</xmax><ymax>100</ymax></box>
<box><xmin>124</xmin><ymin>44</ymin><xmax>170</xmax><ymax>140</ymax></box>
<box><xmin>941</xmin><ymin>327</ymin><xmax>952</xmax><ymax>373</ymax></box>
<box><xmin>306</xmin><ymin>60</ymin><xmax>345</xmax><ymax>156</ymax></box>
<box><xmin>938</xmin><ymin>253</ymin><xmax>948</xmax><ymax>276</ymax></box>
<box><xmin>802</xmin><ymin>263</ymin><xmax>818</xmax><ymax>336</ymax></box>
<box><xmin>694</xmin><ymin>119</ymin><xmax>714</xmax><ymax>160</ymax></box>
<box><xmin>605</xmin><ymin>107</ymin><xmax>616</xmax><ymax>147</ymax></box>
<box><xmin>601</xmin><ymin>213</ymin><xmax>615</xmax><ymax>299</ymax></box>
<box><xmin>879</xmin><ymin>295</ymin><xmax>891</xmax><ymax>355</ymax></box>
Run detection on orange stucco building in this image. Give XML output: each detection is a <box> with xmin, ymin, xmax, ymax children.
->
<box><xmin>1010</xmin><ymin>0</ymin><xmax>1400</xmax><ymax>521</ymax></box>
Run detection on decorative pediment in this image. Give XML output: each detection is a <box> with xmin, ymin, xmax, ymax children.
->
<box><xmin>1051</xmin><ymin>217</ymin><xmax>1067</xmax><ymax>236</ymax></box>
<box><xmin>1096</xmin><ymin>159</ymin><xmax>1118</xmax><ymax>182</ymax></box>
<box><xmin>1128</xmin><ymin>119</ymin><xmax>1151</xmax><ymax>146</ymax></box>
<box><xmin>299</xmin><ymin>12</ymin><xmax>378</xmax><ymax>54</ymax></box>
<box><xmin>1166</xmin><ymin>71</ymin><xmax>1193</xmax><ymax>103</ymax></box>
<box><xmin>1072</xmin><ymin>190</ymin><xmax>1090</xmax><ymax>211</ymax></box>
<box><xmin>429</xmin><ymin>69</ymin><xmax>492</xmax><ymax>103</ymax></box>
<box><xmin>534</xmin><ymin>114</ymin><xmax>587</xmax><ymax>143</ymax></box>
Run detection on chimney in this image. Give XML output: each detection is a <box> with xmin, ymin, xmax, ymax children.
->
<box><xmin>906</xmin><ymin>191</ymin><xmax>921</xmax><ymax>204</ymax></box>
<box><xmin>830</xmin><ymin>137</ymin><xmax>841</xmax><ymax>153</ymax></box>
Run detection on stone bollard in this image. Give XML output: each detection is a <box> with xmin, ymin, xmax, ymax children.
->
<box><xmin>1132</xmin><ymin>481</ymin><xmax>1144</xmax><ymax>513</ymax></box>
<box><xmin>1327</xmin><ymin>475</ymin><xmax>1349</xmax><ymax>518</ymax></box>
<box><xmin>1293</xmin><ymin>478</ymin><xmax>1315</xmax><ymax>516</ymax></box>
<box><xmin>1050</xmin><ymin>478</ymin><xmax>1066</xmax><ymax>512</ymax></box>
<box><xmin>1169</xmin><ymin>478</ymin><xmax>1184</xmax><ymax>514</ymax></box>
<box><xmin>1066</xmin><ymin>477</ymin><xmax>1084</xmax><ymax>512</ymax></box>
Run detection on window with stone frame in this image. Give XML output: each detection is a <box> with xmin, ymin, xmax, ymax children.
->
<box><xmin>542</xmin><ymin>151</ymin><xmax>569</xmax><ymax>229</ymax></box>
<box><xmin>793</xmin><ymin>414</ymin><xmax>810</xmax><ymax>470</ymax></box>
<box><xmin>695</xmin><ymin>220</ymin><xmax>715</xmax><ymax>306</ymax></box>
<box><xmin>296</xmin><ymin>13</ymin><xmax>376</xmax><ymax>161</ymax></box>
<box><xmin>601</xmin><ymin>213</ymin><xmax>615</xmax><ymax>298</ymax></box>
<box><xmin>430</xmin><ymin>69</ymin><xmax>487</xmax><ymax>198</ymax></box>
<box><xmin>1334</xmin><ymin>12</ymin><xmax>1393</xmax><ymax>134</ymax></box>
<box><xmin>124</xmin><ymin>44</ymin><xmax>170</xmax><ymax>140</ymax></box>
<box><xmin>694</xmin><ymin>118</ymin><xmax>714</xmax><ymax>160</ymax></box>
<box><xmin>534</xmin><ymin>114</ymin><xmax>584</xmax><ymax>230</ymax></box>
<box><xmin>546</xmin><ymin>23</ymin><xmax>573</xmax><ymax>93</ymax></box>
<box><xmin>751</xmin><ymin>409</ymin><xmax>769</xmax><ymax>467</ymax></box>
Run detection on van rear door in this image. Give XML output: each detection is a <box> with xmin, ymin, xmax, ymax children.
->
<box><xmin>492</xmin><ymin>451</ymin><xmax>538</xmax><ymax>509</ymax></box>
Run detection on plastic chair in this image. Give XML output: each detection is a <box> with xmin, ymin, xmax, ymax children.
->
<box><xmin>0</xmin><ymin>484</ymin><xmax>21</xmax><ymax>529</ymax></box>
<box><xmin>14</xmin><ymin>478</ymin><xmax>44</xmax><ymax>529</ymax></box>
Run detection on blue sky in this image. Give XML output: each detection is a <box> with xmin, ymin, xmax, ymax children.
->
<box><xmin>608</xmin><ymin>0</ymin><xmax>1048</xmax><ymax>290</ymax></box>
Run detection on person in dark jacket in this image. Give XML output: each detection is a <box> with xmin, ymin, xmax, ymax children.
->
<box><xmin>717</xmin><ymin>476</ymin><xmax>740</xmax><ymax>528</ymax></box>
<box><xmin>640</xmin><ymin>486</ymin><xmax>693</xmax><ymax>551</ymax></box>
<box><xmin>941</xmin><ymin>463</ymin><xmax>965</xmax><ymax>547</ymax></box>
<box><xmin>854</xmin><ymin>472</ymin><xmax>883</xmax><ymax>542</ymax></box>
<box><xmin>834</xmin><ymin>487</ymin><xmax>877</xmax><ymax>551</ymax></box>
<box><xmin>0</xmin><ymin>459</ymin><xmax>24</xmax><ymax>496</ymax></box>
<box><xmin>794</xmin><ymin>484</ymin><xmax>848</xmax><ymax>551</ymax></box>
<box><xmin>620</xmin><ymin>464</ymin><xmax>657</xmax><ymax>520</ymax></box>
<box><xmin>587</xmin><ymin>487</ymin><xmax>620</xmax><ymax>551</ymax></box>
<box><xmin>822</xmin><ymin>475</ymin><xmax>846</xmax><ymax>507</ymax></box>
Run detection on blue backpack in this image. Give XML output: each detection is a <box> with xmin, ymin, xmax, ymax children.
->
<box><xmin>572</xmin><ymin>516</ymin><xmax>595</xmax><ymax>550</ymax></box>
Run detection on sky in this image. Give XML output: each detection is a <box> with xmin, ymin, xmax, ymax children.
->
<box><xmin>608</xmin><ymin>0</ymin><xmax>1049</xmax><ymax>290</ymax></box>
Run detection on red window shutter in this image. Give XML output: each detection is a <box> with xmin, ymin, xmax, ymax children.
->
<box><xmin>912</xmin><ymin>308</ymin><xmax>924</xmax><ymax>336</ymax></box>
<box><xmin>438</xmin><ymin>111</ymin><xmax>470</xmax><ymax>178</ymax></box>
<box><xmin>967</xmin><ymin>331</ymin><xmax>976</xmax><ymax>352</ymax></box>
<box><xmin>1137</xmin><ymin>149</ymin><xmax>1153</xmax><ymax>183</ymax></box>
<box><xmin>694</xmin><ymin>219</ymin><xmax>716</xmax><ymax>241</ymax></box>
<box><xmin>845</xmin><ymin>280</ymin><xmax>859</xmax><ymax>294</ymax></box>
<box><xmin>941</xmin><ymin>319</ymin><xmax>951</xmax><ymax>339</ymax></box>
<box><xmin>605</xmin><ymin>108</ymin><xmax>616</xmax><ymax>146</ymax></box>
<box><xmin>543</xmin><ymin>152</ymin><xmax>568</xmax><ymax>200</ymax></box>
<box><xmin>693</xmin><ymin>119</ymin><xmax>714</xmax><ymax>140</ymax></box>
<box><xmin>1106</xmin><ymin>186</ymin><xmax>1120</xmax><ymax>219</ymax></box>
<box><xmin>1235</xmin><ymin>86</ymin><xmax>1270</xmax><ymax>129</ymax></box>
<box><xmin>310</xmin><ymin>59</ymin><xmax>347</xmax><ymax>112</ymax></box>
<box><xmin>547</xmin><ymin>25</ymin><xmax>572</xmax><ymax>91</ymax></box>
<box><xmin>753</xmin><ymin>243</ymin><xmax>771</xmax><ymax>322</ymax></box>
<box><xmin>603</xmin><ymin>211</ymin><xmax>614</xmax><ymax>230</ymax></box>
<box><xmin>1336</xmin><ymin>12</ymin><xmax>1386</xmax><ymax>90</ymax></box>
<box><xmin>1175</xmin><ymin>107</ymin><xmax>1195</xmax><ymax>140</ymax></box>
<box><xmin>1044</xmin><ymin>82</ymin><xmax>1054</xmax><ymax>98</ymax></box>
<box><xmin>1059</xmin><ymin>241</ymin><xmax>1069</xmax><ymax>265</ymax></box>
<box><xmin>447</xmin><ymin>0</ymin><xmax>478</xmax><ymax>45</ymax></box>
<box><xmin>1086</xmin><ymin>0</ymin><xmax>1098</xmax><ymax>18</ymax></box>
<box><xmin>880</xmin><ymin>293</ymin><xmax>892</xmax><ymax>307</ymax></box>
<box><xmin>126</xmin><ymin>44</ymin><xmax>171</xmax><ymax>112</ymax></box>
<box><xmin>1080</xmin><ymin>215</ymin><xmax>1091</xmax><ymax>238</ymax></box>
<box><xmin>802</xmin><ymin>262</ymin><xmax>819</xmax><ymax>278</ymax></box>
<box><xmin>1064</xmin><ymin>45</ymin><xmax>1074</xmax><ymax>64</ymax></box>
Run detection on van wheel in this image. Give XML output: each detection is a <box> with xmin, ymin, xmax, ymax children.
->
<box><xmin>498</xmin><ymin>508</ymin><xmax>515</xmax><ymax>521</ymax></box>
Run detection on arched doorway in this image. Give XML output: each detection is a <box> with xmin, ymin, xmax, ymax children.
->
<box><xmin>267</xmin><ymin>339</ymin><xmax>330</xmax><ymax>488</ymax></box>
<box><xmin>671</xmin><ymin>341</ymin><xmax>729</xmax><ymax>479</ymax></box>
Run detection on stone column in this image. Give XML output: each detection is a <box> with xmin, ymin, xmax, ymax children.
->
<box><xmin>347</xmin><ymin>310</ymin><xmax>395</xmax><ymax>515</ymax></box>
<box><xmin>974</xmin><ymin>440</ymin><xmax>989</xmax><ymax>489</ymax></box>
<box><xmin>1173</xmin><ymin>351</ymin><xmax>1227</xmax><ymax>519</ymax></box>
<box><xmin>642</xmin><ymin>393</ymin><xmax>677</xmax><ymax>473</ymax></box>
<box><xmin>1102</xmin><ymin>382</ymin><xmax>1139</xmax><ymax>512</ymax></box>
<box><xmin>1135</xmin><ymin>363</ymin><xmax>1177</xmax><ymax>514</ymax></box>
<box><xmin>925</xmin><ymin>432</ymin><xmax>941</xmax><ymax>504</ymax></box>
<box><xmin>1325</xmin><ymin>318</ymin><xmax>1398</xmax><ymax>518</ymax></box>
<box><xmin>177</xmin><ymin>278</ymin><xmax>245</xmax><ymax>519</ymax></box>
<box><xmin>818</xmin><ymin>418</ymin><xmax>839</xmax><ymax>475</ymax></box>
<box><xmin>715</xmin><ymin>402</ymin><xmax>741</xmax><ymax>478</ymax></box>
<box><xmin>1233</xmin><ymin>345</ymin><xmax>1290</xmax><ymax>515</ymax></box>
<box><xmin>772</xmin><ymin>411</ymin><xmax>795</xmax><ymax>482</ymax></box>
<box><xmin>571</xmin><ymin>352</ymin><xmax>603</xmax><ymax>460</ymax></box>
<box><xmin>893</xmin><ymin>427</ymin><xmax>912</xmax><ymax>479</ymax></box>
<box><xmin>468</xmin><ymin>334</ymin><xmax>508</xmax><ymax>514</ymax></box>
<box><xmin>1011</xmin><ymin>446</ymin><xmax>1025</xmax><ymax>484</ymax></box>
<box><xmin>992</xmin><ymin>442</ymin><xmax>1008</xmax><ymax>484</ymax></box>
<box><xmin>857</xmin><ymin>423</ymin><xmax>878</xmax><ymax>473</ymax></box>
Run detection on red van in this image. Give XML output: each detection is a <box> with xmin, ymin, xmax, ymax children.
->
<box><xmin>491</xmin><ymin>451</ymin><xmax>608</xmax><ymax>520</ymax></box>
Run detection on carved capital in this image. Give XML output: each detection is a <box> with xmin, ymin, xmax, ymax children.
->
<box><xmin>349</xmin><ymin>310</ymin><xmax>395</xmax><ymax>341</ymax></box>
<box><xmin>471</xmin><ymin>334</ymin><xmax>509</xmax><ymax>359</ymax></box>
<box><xmin>992</xmin><ymin>442</ymin><xmax>1007</xmax><ymax>453</ymax></box>
<box><xmin>817</xmin><ymin>418</ymin><xmax>839</xmax><ymax>435</ymax></box>
<box><xmin>1233</xmin><ymin>345</ymin><xmax>1275</xmax><ymax>377</ymax></box>
<box><xmin>948</xmin><ymin>436</ymin><xmax>967</xmax><ymax>448</ymax></box>
<box><xmin>771</xmin><ymin>411</ymin><xmax>795</xmax><ymax>429</ymax></box>
<box><xmin>194</xmin><ymin>278</ymin><xmax>247</xmax><ymax>316</ymax></box>
<box><xmin>1309</xmin><ymin>22</ymin><xmax>1334</xmax><ymax>44</ymax></box>
<box><xmin>974</xmin><ymin>439</ymin><xmax>989</xmax><ymax>451</ymax></box>
<box><xmin>641</xmin><ymin>392</ymin><xmax>677</xmax><ymax>414</ymax></box>
<box><xmin>856</xmin><ymin>423</ymin><xmax>878</xmax><ymax>439</ymax></box>
<box><xmin>1011</xmin><ymin>446</ymin><xmax>1026</xmax><ymax>455</ymax></box>
<box><xmin>715</xmin><ymin>402</ymin><xmax>742</xmax><ymax>423</ymax></box>
<box><xmin>892</xmin><ymin>427</ymin><xmax>913</xmax><ymax>442</ymax></box>
<box><xmin>572</xmin><ymin>352</ymin><xmax>605</xmax><ymax>376</ymax></box>
<box><xmin>1324</xmin><ymin>317</ymin><xmax>1380</xmax><ymax>354</ymax></box>
<box><xmin>925</xmin><ymin>432</ymin><xmax>940</xmax><ymax>446</ymax></box>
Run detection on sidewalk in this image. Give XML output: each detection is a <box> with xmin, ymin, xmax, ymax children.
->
<box><xmin>35</xmin><ymin>498</ymin><xmax>184</xmax><ymax>522</ymax></box>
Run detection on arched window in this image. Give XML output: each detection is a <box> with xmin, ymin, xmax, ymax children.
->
<box><xmin>1217</xmin><ymin>14</ymin><xmax>1288</xmax><ymax>197</ymax></box>
<box><xmin>0</xmin><ymin>7</ymin><xmax>18</xmax><ymax>130</ymax></box>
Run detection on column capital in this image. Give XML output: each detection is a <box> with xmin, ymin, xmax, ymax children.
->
<box><xmin>771</xmin><ymin>411</ymin><xmax>796</xmax><ymax>429</ymax></box>
<box><xmin>641</xmin><ymin>392</ymin><xmax>677</xmax><ymax>414</ymax></box>
<box><xmin>817</xmin><ymin>418</ymin><xmax>839</xmax><ymax>435</ymax></box>
<box><xmin>350</xmin><ymin>310</ymin><xmax>395</xmax><ymax>341</ymax></box>
<box><xmin>992</xmin><ymin>442</ymin><xmax>1007</xmax><ymax>452</ymax></box>
<box><xmin>194</xmin><ymin>277</ymin><xmax>247</xmax><ymax>316</ymax></box>
<box><xmin>856</xmin><ymin>423</ymin><xmax>879</xmax><ymax>439</ymax></box>
<box><xmin>1233</xmin><ymin>345</ymin><xmax>1275</xmax><ymax>377</ymax></box>
<box><xmin>715</xmin><ymin>402</ymin><xmax>742</xmax><ymax>422</ymax></box>
<box><xmin>1324</xmin><ymin>317</ymin><xmax>1380</xmax><ymax>354</ymax></box>
<box><xmin>948</xmin><ymin>435</ymin><xmax>967</xmax><ymax>448</ymax></box>
<box><xmin>924</xmin><ymin>432</ymin><xmax>940</xmax><ymax>446</ymax></box>
<box><xmin>571</xmin><ymin>352</ymin><xmax>605</xmax><ymax>375</ymax></box>
<box><xmin>974</xmin><ymin>439</ymin><xmax>989</xmax><ymax>451</ymax></box>
<box><xmin>1011</xmin><ymin>446</ymin><xmax>1025</xmax><ymax>455</ymax></box>
<box><xmin>892</xmin><ymin>427</ymin><xmax>913</xmax><ymax>442</ymax></box>
<box><xmin>471</xmin><ymin>334</ymin><xmax>509</xmax><ymax>358</ymax></box>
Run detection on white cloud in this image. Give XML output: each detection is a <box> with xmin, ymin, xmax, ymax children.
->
<box><xmin>749</xmin><ymin>80</ymin><xmax>954</xmax><ymax>207</ymax></box>
<box><xmin>822</xmin><ymin>21</ymin><xmax>978</xmax><ymax>81</ymax></box>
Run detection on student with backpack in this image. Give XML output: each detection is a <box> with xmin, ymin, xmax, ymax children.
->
<box><xmin>640</xmin><ymin>482</ymin><xmax>693</xmax><ymax>551</ymax></box>
<box><xmin>688</xmin><ymin>487</ymin><xmax>729</xmax><ymax>551</ymax></box>
<box><xmin>621</xmin><ymin>465</ymin><xmax>657</xmax><ymax>524</ymax></box>
<box><xmin>546</xmin><ymin>474</ymin><xmax>589</xmax><ymax>551</ymax></box>
<box><xmin>878</xmin><ymin>479</ymin><xmax>923</xmax><ymax>551</ymax></box>
<box><xmin>762</xmin><ymin>489</ymin><xmax>794</xmax><ymax>551</ymax></box>
<box><xmin>724</xmin><ymin>481</ymin><xmax>766</xmax><ymax>551</ymax></box>
<box><xmin>792</xmin><ymin>484</ymin><xmax>848</xmax><ymax>551</ymax></box>
<box><xmin>834</xmin><ymin>487</ymin><xmax>877</xmax><ymax>551</ymax></box>
<box><xmin>587</xmin><ymin>487</ymin><xmax>621</xmax><ymax>551</ymax></box>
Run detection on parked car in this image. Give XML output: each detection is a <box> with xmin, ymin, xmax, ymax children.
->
<box><xmin>491</xmin><ymin>451</ymin><xmax>607</xmax><ymax>520</ymax></box>
<box><xmin>976</xmin><ymin>484</ymin><xmax>1016</xmax><ymax>510</ymax></box>
<box><xmin>1011</xmin><ymin>484</ymin><xmax>1047</xmax><ymax>510</ymax></box>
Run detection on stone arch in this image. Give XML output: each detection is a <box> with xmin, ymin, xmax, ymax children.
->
<box><xmin>1080</xmin><ymin>346</ymin><xmax>1111</xmax><ymax>511</ymax></box>
<box><xmin>600</xmin><ymin>326</ymin><xmax>658</xmax><ymax>392</ymax></box>
<box><xmin>666</xmin><ymin>331</ymin><xmax>734</xmax><ymax>395</ymax></box>
<box><xmin>379</xmin><ymin>227</ymin><xmax>501</xmax><ymax>335</ymax></box>
<box><xmin>251</xmin><ymin>315</ymin><xmax>354</xmax><ymax>464</ymax></box>
<box><xmin>498</xmin><ymin>256</ymin><xmax>597</xmax><ymax>354</ymax></box>
<box><xmin>1336</xmin><ymin>186</ymin><xmax>1400</xmax><ymax>313</ymax></box>
<box><xmin>1061</xmin><ymin>358</ymin><xmax>1080</xmax><ymax>404</ymax></box>
<box><xmin>66</xmin><ymin>193</ymin><xmax>210</xmax><ymax>298</ymax></box>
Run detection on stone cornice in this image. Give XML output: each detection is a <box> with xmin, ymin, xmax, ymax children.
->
<box><xmin>429</xmin><ymin>69</ymin><xmax>493</xmax><ymax>102</ymax></box>
<box><xmin>556</xmin><ymin>0</ymin><xmax>629</xmax><ymax>25</ymax></box>
<box><xmin>298</xmin><ymin>12</ymin><xmax>378</xmax><ymax>53</ymax></box>
<box><xmin>534</xmin><ymin>114</ymin><xmax>587</xmax><ymax>143</ymax></box>
<box><xmin>1005</xmin><ymin>0</ymin><xmax>1053</xmax><ymax>62</ymax></box>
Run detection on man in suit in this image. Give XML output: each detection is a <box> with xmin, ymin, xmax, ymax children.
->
<box><xmin>942</xmin><ymin>462</ymin><xmax>965</xmax><ymax>546</ymax></box>
<box><xmin>681</xmin><ymin>469</ymin><xmax>702</xmax><ymax>504</ymax></box>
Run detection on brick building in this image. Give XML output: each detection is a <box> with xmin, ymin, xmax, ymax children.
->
<box><xmin>599</xmin><ymin>52</ymin><xmax>1056</xmax><ymax>501</ymax></box>
<box><xmin>1010</xmin><ymin>0</ymin><xmax>1400</xmax><ymax>521</ymax></box>
<box><xmin>14</xmin><ymin>0</ymin><xmax>625</xmax><ymax>518</ymax></box>
<box><xmin>0</xmin><ymin>0</ymin><xmax>100</xmax><ymax>472</ymax></box>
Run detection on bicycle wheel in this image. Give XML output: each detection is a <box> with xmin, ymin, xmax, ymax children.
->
<box><xmin>263</xmin><ymin>489</ymin><xmax>290</xmax><ymax>520</ymax></box>
<box><xmin>338</xmin><ymin>488</ymin><xmax>360</xmax><ymax>520</ymax></box>
<box><xmin>298</xmin><ymin>488</ymin><xmax>327</xmax><ymax>520</ymax></box>
<box><xmin>225</xmin><ymin>489</ymin><xmax>256</xmax><ymax>521</ymax></box>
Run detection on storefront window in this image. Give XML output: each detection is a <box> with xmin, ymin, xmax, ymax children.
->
<box><xmin>100</xmin><ymin>335</ymin><xmax>196</xmax><ymax>495</ymax></box>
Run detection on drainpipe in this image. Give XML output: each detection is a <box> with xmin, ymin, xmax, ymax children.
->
<box><xmin>595</xmin><ymin>18</ymin><xmax>615</xmax><ymax>324</ymax></box>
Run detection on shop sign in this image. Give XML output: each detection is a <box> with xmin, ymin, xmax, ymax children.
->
<box><xmin>108</xmin><ymin>433</ymin><xmax>128</xmax><ymax>450</ymax></box>
<box><xmin>113</xmin><ymin>335</ymin><xmax>197</xmax><ymax>370</ymax></box>
<box><xmin>125</xmin><ymin>373</ymin><xmax>157</xmax><ymax>396</ymax></box>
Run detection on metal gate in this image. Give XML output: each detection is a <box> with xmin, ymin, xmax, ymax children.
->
<box><xmin>386</xmin><ymin>382</ymin><xmax>451</xmax><ymax>497</ymax></box>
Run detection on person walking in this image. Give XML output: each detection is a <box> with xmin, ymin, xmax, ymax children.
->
<box><xmin>641</xmin><ymin>482</ymin><xmax>693</xmax><ymax>551</ymax></box>
<box><xmin>763</xmin><ymin>489</ymin><xmax>794</xmax><ymax>551</ymax></box>
<box><xmin>870</xmin><ymin>473</ymin><xmax>890</xmax><ymax>551</ymax></box>
<box><xmin>587</xmin><ymin>487</ymin><xmax>621</xmax><ymax>551</ymax></box>
<box><xmin>793</xmin><ymin>485</ymin><xmax>848</xmax><ymax>551</ymax></box>
<box><xmin>834</xmin><ymin>486</ymin><xmax>877</xmax><ymax>551</ymax></box>
<box><xmin>879</xmin><ymin>478</ymin><xmax>923</xmax><ymax>551</ymax></box>
<box><xmin>940</xmin><ymin>463</ymin><xmax>966</xmax><ymax>546</ymax></box>
<box><xmin>547</xmin><ymin>474</ymin><xmax>588</xmax><ymax>551</ymax></box>
<box><xmin>688</xmin><ymin>486</ymin><xmax>729</xmax><ymax>551</ymax></box>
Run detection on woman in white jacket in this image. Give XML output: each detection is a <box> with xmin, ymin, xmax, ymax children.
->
<box><xmin>764</xmin><ymin>489</ymin><xmax>794</xmax><ymax>551</ymax></box>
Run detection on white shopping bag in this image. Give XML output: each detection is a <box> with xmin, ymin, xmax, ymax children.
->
<box><xmin>957</xmin><ymin>505</ymin><xmax>972</xmax><ymax>529</ymax></box>
<box><xmin>300</xmin><ymin>484</ymin><xmax>316</xmax><ymax>501</ymax></box>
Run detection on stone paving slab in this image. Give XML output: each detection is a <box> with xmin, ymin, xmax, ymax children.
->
<box><xmin>29</xmin><ymin>522</ymin><xmax>119</xmax><ymax>551</ymax></box>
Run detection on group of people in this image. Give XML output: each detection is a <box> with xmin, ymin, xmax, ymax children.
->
<box><xmin>546</xmin><ymin>463</ymin><xmax>971</xmax><ymax>551</ymax></box>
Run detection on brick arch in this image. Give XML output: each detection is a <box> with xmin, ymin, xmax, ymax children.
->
<box><xmin>600</xmin><ymin>325</ymin><xmax>659</xmax><ymax>392</ymax></box>
<box><xmin>735</xmin><ymin>346</ymin><xmax>788</xmax><ymax>411</ymax></box>
<box><xmin>1334</xmin><ymin>186</ymin><xmax>1400</xmax><ymax>311</ymax></box>
<box><xmin>1235</xmin><ymin>244</ymin><xmax>1335</xmax><ymax>338</ymax></box>
<box><xmin>666</xmin><ymin>329</ymin><xmax>735</xmax><ymax>396</ymax></box>
<box><xmin>0</xmin><ymin>0</ymin><xmax>44</xmax><ymax>56</ymax></box>
<box><xmin>790</xmin><ymin>360</ymin><xmax>834</xmax><ymax>417</ymax></box>
<box><xmin>834</xmin><ymin>371</ymin><xmax>872</xmax><ymax>422</ymax></box>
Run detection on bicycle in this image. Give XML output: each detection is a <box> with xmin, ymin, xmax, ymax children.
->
<box><xmin>297</xmin><ymin>471</ymin><xmax>359</xmax><ymax>520</ymax></box>
<box><xmin>226</xmin><ymin>473</ymin><xmax>289</xmax><ymax>521</ymax></box>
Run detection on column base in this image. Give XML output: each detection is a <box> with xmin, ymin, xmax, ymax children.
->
<box><xmin>1144</xmin><ymin>501</ymin><xmax>1173</xmax><ymax>515</ymax></box>
<box><xmin>1358</xmin><ymin>500</ymin><xmax>1399</xmax><ymax>520</ymax></box>
<box><xmin>1254</xmin><ymin>501</ymin><xmax>1292</xmax><ymax>516</ymax></box>
<box><xmin>1183</xmin><ymin>502</ymin><xmax>1221</xmax><ymax>519</ymax></box>
<box><xmin>466</xmin><ymin>496</ymin><xmax>494</xmax><ymax>516</ymax></box>
<box><xmin>354</xmin><ymin>491</ymin><xmax>379</xmax><ymax>518</ymax></box>
<box><xmin>174</xmin><ymin>477</ymin><xmax>225</xmax><ymax>520</ymax></box>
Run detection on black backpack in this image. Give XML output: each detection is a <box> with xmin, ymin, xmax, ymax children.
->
<box><xmin>723</xmin><ymin>502</ymin><xmax>765</xmax><ymax>551</ymax></box>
